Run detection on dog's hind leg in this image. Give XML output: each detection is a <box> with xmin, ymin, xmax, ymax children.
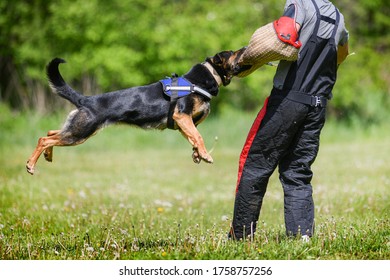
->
<box><xmin>26</xmin><ymin>129</ymin><xmax>93</xmax><ymax>175</ymax></box>
<box><xmin>26</xmin><ymin>131</ymin><xmax>66</xmax><ymax>175</ymax></box>
<box><xmin>26</xmin><ymin>108</ymin><xmax>98</xmax><ymax>175</ymax></box>
<box><xmin>43</xmin><ymin>130</ymin><xmax>60</xmax><ymax>162</ymax></box>
<box><xmin>173</xmin><ymin>112</ymin><xmax>213</xmax><ymax>164</ymax></box>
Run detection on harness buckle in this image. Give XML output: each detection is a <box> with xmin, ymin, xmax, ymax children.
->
<box><xmin>314</xmin><ymin>96</ymin><xmax>322</xmax><ymax>107</ymax></box>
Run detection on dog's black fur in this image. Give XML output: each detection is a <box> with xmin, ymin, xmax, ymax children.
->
<box><xmin>49</xmin><ymin>59</ymin><xmax>217</xmax><ymax>131</ymax></box>
<box><xmin>26</xmin><ymin>50</ymin><xmax>243</xmax><ymax>175</ymax></box>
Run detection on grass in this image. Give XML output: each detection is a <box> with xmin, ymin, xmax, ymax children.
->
<box><xmin>0</xmin><ymin>104</ymin><xmax>389</xmax><ymax>260</ymax></box>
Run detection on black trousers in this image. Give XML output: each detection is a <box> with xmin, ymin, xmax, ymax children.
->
<box><xmin>230</xmin><ymin>90</ymin><xmax>326</xmax><ymax>240</ymax></box>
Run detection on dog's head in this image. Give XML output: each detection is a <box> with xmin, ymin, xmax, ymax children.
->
<box><xmin>206</xmin><ymin>48</ymin><xmax>246</xmax><ymax>86</ymax></box>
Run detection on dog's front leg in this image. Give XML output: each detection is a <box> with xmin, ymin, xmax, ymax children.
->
<box><xmin>173</xmin><ymin>112</ymin><xmax>213</xmax><ymax>164</ymax></box>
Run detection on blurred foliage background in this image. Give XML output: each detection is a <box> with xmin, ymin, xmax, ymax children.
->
<box><xmin>1</xmin><ymin>0</ymin><xmax>389</xmax><ymax>124</ymax></box>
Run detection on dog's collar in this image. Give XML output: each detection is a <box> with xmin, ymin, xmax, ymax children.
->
<box><xmin>202</xmin><ymin>62</ymin><xmax>223</xmax><ymax>87</ymax></box>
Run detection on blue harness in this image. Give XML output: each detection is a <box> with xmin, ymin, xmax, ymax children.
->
<box><xmin>159</xmin><ymin>76</ymin><xmax>213</xmax><ymax>129</ymax></box>
<box><xmin>160</xmin><ymin>76</ymin><xmax>213</xmax><ymax>100</ymax></box>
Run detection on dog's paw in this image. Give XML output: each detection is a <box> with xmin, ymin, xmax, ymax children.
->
<box><xmin>26</xmin><ymin>161</ymin><xmax>35</xmax><ymax>175</ymax></box>
<box><xmin>202</xmin><ymin>154</ymin><xmax>214</xmax><ymax>164</ymax></box>
<box><xmin>192</xmin><ymin>149</ymin><xmax>201</xmax><ymax>164</ymax></box>
<box><xmin>44</xmin><ymin>148</ymin><xmax>53</xmax><ymax>162</ymax></box>
<box><xmin>192</xmin><ymin>148</ymin><xmax>213</xmax><ymax>164</ymax></box>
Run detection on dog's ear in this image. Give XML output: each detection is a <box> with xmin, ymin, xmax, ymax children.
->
<box><xmin>218</xmin><ymin>51</ymin><xmax>234</xmax><ymax>65</ymax></box>
<box><xmin>206</xmin><ymin>50</ymin><xmax>236</xmax><ymax>86</ymax></box>
<box><xmin>207</xmin><ymin>53</ymin><xmax>221</xmax><ymax>66</ymax></box>
<box><xmin>214</xmin><ymin>53</ymin><xmax>223</xmax><ymax>65</ymax></box>
<box><xmin>208</xmin><ymin>50</ymin><xmax>233</xmax><ymax>66</ymax></box>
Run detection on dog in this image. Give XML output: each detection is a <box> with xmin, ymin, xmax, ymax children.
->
<box><xmin>26</xmin><ymin>50</ymin><xmax>244</xmax><ymax>175</ymax></box>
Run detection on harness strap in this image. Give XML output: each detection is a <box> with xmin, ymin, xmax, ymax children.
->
<box><xmin>167</xmin><ymin>77</ymin><xmax>179</xmax><ymax>129</ymax></box>
<box><xmin>170</xmin><ymin>77</ymin><xmax>179</xmax><ymax>100</ymax></box>
<box><xmin>167</xmin><ymin>99</ymin><xmax>177</xmax><ymax>129</ymax></box>
<box><xmin>282</xmin><ymin>0</ymin><xmax>340</xmax><ymax>106</ymax></box>
<box><xmin>320</xmin><ymin>15</ymin><xmax>336</xmax><ymax>25</ymax></box>
<box><xmin>287</xmin><ymin>92</ymin><xmax>327</xmax><ymax>107</ymax></box>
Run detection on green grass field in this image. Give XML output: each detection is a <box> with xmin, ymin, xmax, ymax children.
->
<box><xmin>0</xmin><ymin>105</ymin><xmax>389</xmax><ymax>260</ymax></box>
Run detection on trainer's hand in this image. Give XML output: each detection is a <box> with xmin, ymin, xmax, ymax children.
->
<box><xmin>337</xmin><ymin>42</ymin><xmax>349</xmax><ymax>65</ymax></box>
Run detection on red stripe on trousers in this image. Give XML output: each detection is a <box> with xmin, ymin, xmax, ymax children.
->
<box><xmin>236</xmin><ymin>97</ymin><xmax>269</xmax><ymax>192</ymax></box>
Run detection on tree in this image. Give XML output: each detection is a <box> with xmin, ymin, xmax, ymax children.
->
<box><xmin>0</xmin><ymin>0</ymin><xmax>389</xmax><ymax>123</ymax></box>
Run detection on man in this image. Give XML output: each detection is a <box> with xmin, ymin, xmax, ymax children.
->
<box><xmin>230</xmin><ymin>0</ymin><xmax>349</xmax><ymax>240</ymax></box>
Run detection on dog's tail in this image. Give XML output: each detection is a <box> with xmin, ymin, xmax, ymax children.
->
<box><xmin>47</xmin><ymin>58</ymin><xmax>85</xmax><ymax>107</ymax></box>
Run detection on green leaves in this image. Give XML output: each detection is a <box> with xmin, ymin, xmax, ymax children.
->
<box><xmin>0</xmin><ymin>0</ymin><xmax>389</xmax><ymax>123</ymax></box>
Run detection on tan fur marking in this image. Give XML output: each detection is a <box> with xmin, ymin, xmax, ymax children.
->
<box><xmin>173</xmin><ymin>110</ymin><xmax>213</xmax><ymax>164</ymax></box>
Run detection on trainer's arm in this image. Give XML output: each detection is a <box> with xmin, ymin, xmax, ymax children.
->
<box><xmin>337</xmin><ymin>42</ymin><xmax>349</xmax><ymax>65</ymax></box>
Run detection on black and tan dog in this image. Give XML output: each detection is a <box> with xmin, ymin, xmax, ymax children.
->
<box><xmin>26</xmin><ymin>50</ymin><xmax>244</xmax><ymax>175</ymax></box>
